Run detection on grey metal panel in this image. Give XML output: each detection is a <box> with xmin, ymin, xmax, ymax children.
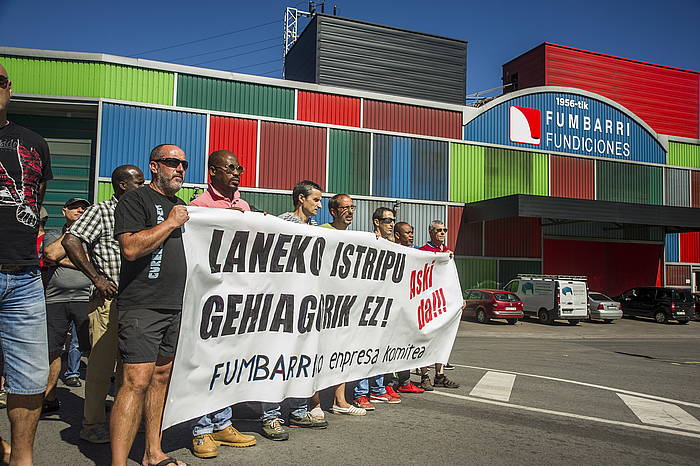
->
<box><xmin>396</xmin><ymin>202</ymin><xmax>446</xmax><ymax>247</ymax></box>
<box><xmin>284</xmin><ymin>18</ymin><xmax>317</xmax><ymax>83</ymax></box>
<box><xmin>542</xmin><ymin>221</ymin><xmax>665</xmax><ymax>242</ymax></box>
<box><xmin>665</xmin><ymin>167</ymin><xmax>690</xmax><ymax>207</ymax></box>
<box><xmin>286</xmin><ymin>14</ymin><xmax>467</xmax><ymax>105</ymax></box>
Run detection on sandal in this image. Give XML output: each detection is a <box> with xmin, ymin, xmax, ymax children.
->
<box><xmin>153</xmin><ymin>457</ymin><xmax>188</xmax><ymax>466</ymax></box>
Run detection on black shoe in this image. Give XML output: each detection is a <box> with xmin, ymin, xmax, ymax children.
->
<box><xmin>42</xmin><ymin>398</ymin><xmax>60</xmax><ymax>414</ymax></box>
<box><xmin>434</xmin><ymin>374</ymin><xmax>460</xmax><ymax>389</ymax></box>
<box><xmin>444</xmin><ymin>363</ymin><xmax>455</xmax><ymax>370</ymax></box>
<box><xmin>64</xmin><ymin>376</ymin><xmax>82</xmax><ymax>387</ymax></box>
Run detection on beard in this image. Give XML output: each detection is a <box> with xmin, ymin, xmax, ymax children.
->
<box><xmin>155</xmin><ymin>174</ymin><xmax>183</xmax><ymax>196</ymax></box>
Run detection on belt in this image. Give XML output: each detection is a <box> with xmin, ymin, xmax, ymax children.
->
<box><xmin>0</xmin><ymin>264</ymin><xmax>32</xmax><ymax>271</ymax></box>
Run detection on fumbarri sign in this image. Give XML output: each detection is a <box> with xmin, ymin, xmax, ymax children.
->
<box><xmin>463</xmin><ymin>86</ymin><xmax>667</xmax><ymax>164</ymax></box>
<box><xmin>162</xmin><ymin>208</ymin><xmax>462</xmax><ymax>430</ymax></box>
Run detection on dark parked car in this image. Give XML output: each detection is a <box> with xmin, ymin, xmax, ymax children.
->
<box><xmin>462</xmin><ymin>289</ymin><xmax>524</xmax><ymax>324</ymax></box>
<box><xmin>694</xmin><ymin>294</ymin><xmax>700</xmax><ymax>321</ymax></box>
<box><xmin>616</xmin><ymin>287</ymin><xmax>695</xmax><ymax>324</ymax></box>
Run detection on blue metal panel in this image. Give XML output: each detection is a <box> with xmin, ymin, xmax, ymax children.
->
<box><xmin>463</xmin><ymin>89</ymin><xmax>666</xmax><ymax>164</ymax></box>
<box><xmin>372</xmin><ymin>134</ymin><xmax>393</xmax><ymax>198</ymax></box>
<box><xmin>99</xmin><ymin>103</ymin><xmax>206</xmax><ymax>183</ymax></box>
<box><xmin>391</xmin><ymin>137</ymin><xmax>412</xmax><ymax>199</ymax></box>
<box><xmin>411</xmin><ymin>139</ymin><xmax>448</xmax><ymax>201</ymax></box>
<box><xmin>312</xmin><ymin>196</ymin><xmax>333</xmax><ymax>225</ymax></box>
<box><xmin>665</xmin><ymin>233</ymin><xmax>680</xmax><ymax>262</ymax></box>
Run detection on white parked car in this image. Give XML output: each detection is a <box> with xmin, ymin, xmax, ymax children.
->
<box><xmin>503</xmin><ymin>275</ymin><xmax>588</xmax><ymax>325</ymax></box>
<box><xmin>587</xmin><ymin>292</ymin><xmax>622</xmax><ymax>323</ymax></box>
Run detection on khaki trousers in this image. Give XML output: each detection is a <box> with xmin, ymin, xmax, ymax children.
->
<box><xmin>83</xmin><ymin>296</ymin><xmax>119</xmax><ymax>426</ymax></box>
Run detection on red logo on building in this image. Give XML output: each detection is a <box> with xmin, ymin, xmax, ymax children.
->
<box><xmin>510</xmin><ymin>105</ymin><xmax>541</xmax><ymax>145</ymax></box>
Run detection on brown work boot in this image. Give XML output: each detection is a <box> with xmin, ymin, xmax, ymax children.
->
<box><xmin>211</xmin><ymin>425</ymin><xmax>257</xmax><ymax>447</ymax></box>
<box><xmin>192</xmin><ymin>434</ymin><xmax>218</xmax><ymax>458</ymax></box>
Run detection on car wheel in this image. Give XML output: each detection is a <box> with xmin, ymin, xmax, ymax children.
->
<box><xmin>654</xmin><ymin>311</ymin><xmax>668</xmax><ymax>324</ymax></box>
<box><xmin>476</xmin><ymin>309</ymin><xmax>489</xmax><ymax>324</ymax></box>
<box><xmin>506</xmin><ymin>318</ymin><xmax>517</xmax><ymax>325</ymax></box>
<box><xmin>678</xmin><ymin>319</ymin><xmax>690</xmax><ymax>325</ymax></box>
<box><xmin>567</xmin><ymin>320</ymin><xmax>579</xmax><ymax>326</ymax></box>
<box><xmin>538</xmin><ymin>308</ymin><xmax>552</xmax><ymax>325</ymax></box>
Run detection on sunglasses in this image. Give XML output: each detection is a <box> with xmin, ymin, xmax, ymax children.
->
<box><xmin>379</xmin><ymin>217</ymin><xmax>395</xmax><ymax>224</ymax></box>
<box><xmin>337</xmin><ymin>205</ymin><xmax>356</xmax><ymax>212</ymax></box>
<box><xmin>156</xmin><ymin>158</ymin><xmax>189</xmax><ymax>170</ymax></box>
<box><xmin>0</xmin><ymin>76</ymin><xmax>9</xmax><ymax>89</ymax></box>
<box><xmin>213</xmin><ymin>164</ymin><xmax>245</xmax><ymax>174</ymax></box>
<box><xmin>434</xmin><ymin>228</ymin><xmax>448</xmax><ymax>232</ymax></box>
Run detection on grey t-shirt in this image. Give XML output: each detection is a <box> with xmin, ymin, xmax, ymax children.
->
<box><xmin>43</xmin><ymin>228</ymin><xmax>92</xmax><ymax>303</ymax></box>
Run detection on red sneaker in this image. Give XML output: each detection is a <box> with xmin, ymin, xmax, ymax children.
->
<box><xmin>385</xmin><ymin>385</ymin><xmax>401</xmax><ymax>399</ymax></box>
<box><xmin>396</xmin><ymin>381</ymin><xmax>425</xmax><ymax>394</ymax></box>
<box><xmin>370</xmin><ymin>393</ymin><xmax>401</xmax><ymax>404</ymax></box>
<box><xmin>352</xmin><ymin>396</ymin><xmax>375</xmax><ymax>411</ymax></box>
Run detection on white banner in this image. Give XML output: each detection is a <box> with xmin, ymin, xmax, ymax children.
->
<box><xmin>162</xmin><ymin>207</ymin><xmax>462</xmax><ymax>430</ymax></box>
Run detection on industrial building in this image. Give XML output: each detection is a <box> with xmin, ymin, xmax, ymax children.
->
<box><xmin>2</xmin><ymin>13</ymin><xmax>699</xmax><ymax>296</ymax></box>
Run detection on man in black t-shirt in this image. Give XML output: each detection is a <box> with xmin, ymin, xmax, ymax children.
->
<box><xmin>110</xmin><ymin>144</ymin><xmax>189</xmax><ymax>466</ymax></box>
<box><xmin>0</xmin><ymin>63</ymin><xmax>52</xmax><ymax>465</ymax></box>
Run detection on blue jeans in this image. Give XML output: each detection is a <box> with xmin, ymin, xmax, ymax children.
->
<box><xmin>192</xmin><ymin>407</ymin><xmax>232</xmax><ymax>436</ymax></box>
<box><xmin>260</xmin><ymin>399</ymin><xmax>308</xmax><ymax>421</ymax></box>
<box><xmin>0</xmin><ymin>268</ymin><xmax>49</xmax><ymax>395</ymax></box>
<box><xmin>353</xmin><ymin>375</ymin><xmax>386</xmax><ymax>399</ymax></box>
<box><xmin>63</xmin><ymin>322</ymin><xmax>81</xmax><ymax>379</ymax></box>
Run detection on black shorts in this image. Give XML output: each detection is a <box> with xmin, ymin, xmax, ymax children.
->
<box><xmin>46</xmin><ymin>301</ymin><xmax>91</xmax><ymax>355</ymax></box>
<box><xmin>118</xmin><ymin>307</ymin><xmax>181</xmax><ymax>364</ymax></box>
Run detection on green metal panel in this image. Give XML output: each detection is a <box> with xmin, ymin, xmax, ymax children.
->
<box><xmin>43</xmin><ymin>139</ymin><xmax>92</xmax><ymax>228</ymax></box>
<box><xmin>239</xmin><ymin>191</ymin><xmax>291</xmax><ymax>216</ymax></box>
<box><xmin>668</xmin><ymin>141</ymin><xmax>700</xmax><ymax>169</ymax></box>
<box><xmin>454</xmin><ymin>257</ymin><xmax>497</xmax><ymax>290</ymax></box>
<box><xmin>596</xmin><ymin>161</ymin><xmax>663</xmax><ymax>205</ymax></box>
<box><xmin>97</xmin><ymin>182</ymin><xmax>115</xmax><ymax>202</ymax></box>
<box><xmin>450</xmin><ymin>143</ymin><xmax>485</xmax><ymax>202</ymax></box>
<box><xmin>484</xmin><ymin>148</ymin><xmax>548</xmax><ymax>199</ymax></box>
<box><xmin>96</xmin><ymin>182</ymin><xmax>202</xmax><ymax>205</ymax></box>
<box><xmin>328</xmin><ymin>129</ymin><xmax>371</xmax><ymax>195</ymax></box>
<box><xmin>176</xmin><ymin>74</ymin><xmax>294</xmax><ymax>119</ymax></box>
<box><xmin>1</xmin><ymin>56</ymin><xmax>173</xmax><ymax>105</ymax></box>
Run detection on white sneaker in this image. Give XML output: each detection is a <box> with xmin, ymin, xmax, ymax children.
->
<box><xmin>331</xmin><ymin>404</ymin><xmax>367</xmax><ymax>416</ymax></box>
<box><xmin>309</xmin><ymin>406</ymin><xmax>325</xmax><ymax>421</ymax></box>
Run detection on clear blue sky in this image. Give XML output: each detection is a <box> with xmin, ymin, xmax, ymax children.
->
<box><xmin>1</xmin><ymin>0</ymin><xmax>698</xmax><ymax>97</ymax></box>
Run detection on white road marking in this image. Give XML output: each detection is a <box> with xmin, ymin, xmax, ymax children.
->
<box><xmin>451</xmin><ymin>363</ymin><xmax>700</xmax><ymax>409</ymax></box>
<box><xmin>618</xmin><ymin>394</ymin><xmax>700</xmax><ymax>433</ymax></box>
<box><xmin>469</xmin><ymin>371</ymin><xmax>516</xmax><ymax>401</ymax></box>
<box><xmin>428</xmin><ymin>390</ymin><xmax>700</xmax><ymax>439</ymax></box>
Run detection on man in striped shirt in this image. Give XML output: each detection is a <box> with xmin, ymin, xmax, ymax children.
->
<box><xmin>62</xmin><ymin>165</ymin><xmax>144</xmax><ymax>443</ymax></box>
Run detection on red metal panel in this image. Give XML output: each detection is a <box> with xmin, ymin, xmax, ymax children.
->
<box><xmin>259</xmin><ymin>122</ymin><xmax>327</xmax><ymax>190</ymax></box>
<box><xmin>680</xmin><ymin>232</ymin><xmax>700</xmax><ymax>263</ymax></box>
<box><xmin>550</xmin><ymin>155</ymin><xmax>595</xmax><ymax>199</ymax></box>
<box><xmin>502</xmin><ymin>44</ymin><xmax>546</xmax><ymax>91</ymax></box>
<box><xmin>544</xmin><ymin>43</ymin><xmax>700</xmax><ymax>139</ymax></box>
<box><xmin>692</xmin><ymin>171</ymin><xmax>700</xmax><ymax>208</ymax></box>
<box><xmin>208</xmin><ymin>116</ymin><xmax>258</xmax><ymax>187</ymax></box>
<box><xmin>666</xmin><ymin>265</ymin><xmax>691</xmax><ymax>287</ymax></box>
<box><xmin>484</xmin><ymin>217</ymin><xmax>541</xmax><ymax>258</ymax></box>
<box><xmin>448</xmin><ymin>206</ymin><xmax>482</xmax><ymax>255</ymax></box>
<box><xmin>363</xmin><ymin>100</ymin><xmax>462</xmax><ymax>139</ymax></box>
<box><xmin>297</xmin><ymin>91</ymin><xmax>361</xmax><ymax>127</ymax></box>
<box><xmin>544</xmin><ymin>239</ymin><xmax>663</xmax><ymax>296</ymax></box>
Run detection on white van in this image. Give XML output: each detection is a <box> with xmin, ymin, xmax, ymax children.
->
<box><xmin>503</xmin><ymin>275</ymin><xmax>588</xmax><ymax>325</ymax></box>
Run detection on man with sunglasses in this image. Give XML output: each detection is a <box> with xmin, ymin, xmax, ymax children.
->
<box><xmin>0</xmin><ymin>63</ymin><xmax>53</xmax><ymax>465</ymax></box>
<box><xmin>188</xmin><ymin>150</ymin><xmax>257</xmax><ymax>458</ymax></box>
<box><xmin>110</xmin><ymin>144</ymin><xmax>189</xmax><ymax>466</ymax></box>
<box><xmin>418</xmin><ymin>220</ymin><xmax>460</xmax><ymax>390</ymax></box>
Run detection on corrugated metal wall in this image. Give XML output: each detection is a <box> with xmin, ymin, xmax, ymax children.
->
<box><xmin>1</xmin><ymin>56</ymin><xmax>173</xmax><ymax>105</ymax></box>
<box><xmin>258</xmin><ymin>122</ymin><xmax>326</xmax><ymax>190</ymax></box>
<box><xmin>454</xmin><ymin>258</ymin><xmax>497</xmax><ymax>290</ymax></box>
<box><xmin>411</xmin><ymin>139</ymin><xmax>449</xmax><ymax>201</ymax></box>
<box><xmin>666</xmin><ymin>265</ymin><xmax>691</xmax><ymax>287</ymax></box>
<box><xmin>596</xmin><ymin>160</ymin><xmax>663</xmax><ymax>205</ymax></box>
<box><xmin>550</xmin><ymin>155</ymin><xmax>594</xmax><ymax>200</ymax></box>
<box><xmin>664</xmin><ymin>168</ymin><xmax>690</xmax><ymax>207</ymax></box>
<box><xmin>693</xmin><ymin>171</ymin><xmax>700</xmax><ymax>208</ymax></box>
<box><xmin>100</xmin><ymin>103</ymin><xmax>206</xmax><ymax>183</ymax></box>
<box><xmin>363</xmin><ymin>100</ymin><xmax>462</xmax><ymax>139</ymax></box>
<box><xmin>544</xmin><ymin>222</ymin><xmax>664</xmax><ymax>242</ymax></box>
<box><xmin>498</xmin><ymin>260</ymin><xmax>542</xmax><ymax>288</ymax></box>
<box><xmin>448</xmin><ymin>206</ymin><xmax>483</xmax><ymax>256</ymax></box>
<box><xmin>484</xmin><ymin>217</ymin><xmax>541</xmax><ymax>258</ymax></box>
<box><xmin>238</xmin><ymin>191</ymin><xmax>291</xmax><ymax>216</ymax></box>
<box><xmin>176</xmin><ymin>74</ymin><xmax>294</xmax><ymax>119</ymax></box>
<box><xmin>44</xmin><ymin>139</ymin><xmax>93</xmax><ymax>228</ymax></box>
<box><xmin>297</xmin><ymin>91</ymin><xmax>360</xmax><ymax>127</ymax></box>
<box><xmin>484</xmin><ymin>148</ymin><xmax>548</xmax><ymax>199</ymax></box>
<box><xmin>327</xmin><ymin>129</ymin><xmax>371</xmax><ymax>195</ymax></box>
<box><xmin>396</xmin><ymin>203</ymin><xmax>447</xmax><ymax>248</ymax></box>
<box><xmin>96</xmin><ymin>181</ymin><xmax>201</xmax><ymax>204</ymax></box>
<box><xmin>680</xmin><ymin>232</ymin><xmax>700</xmax><ymax>263</ymax></box>
<box><xmin>450</xmin><ymin>143</ymin><xmax>484</xmax><ymax>203</ymax></box>
<box><xmin>502</xmin><ymin>44</ymin><xmax>546</xmax><ymax>91</ymax></box>
<box><xmin>208</xmin><ymin>116</ymin><xmax>258</xmax><ymax>188</ymax></box>
<box><xmin>665</xmin><ymin>233</ymin><xmax>680</xmax><ymax>262</ymax></box>
<box><xmin>668</xmin><ymin>142</ymin><xmax>700</xmax><ymax>169</ymax></box>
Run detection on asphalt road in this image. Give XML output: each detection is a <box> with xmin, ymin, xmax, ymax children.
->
<box><xmin>2</xmin><ymin>316</ymin><xmax>699</xmax><ymax>465</ymax></box>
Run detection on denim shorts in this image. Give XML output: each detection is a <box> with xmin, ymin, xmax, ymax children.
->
<box><xmin>0</xmin><ymin>267</ymin><xmax>49</xmax><ymax>395</ymax></box>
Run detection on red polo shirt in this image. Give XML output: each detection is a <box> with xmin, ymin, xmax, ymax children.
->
<box><xmin>419</xmin><ymin>242</ymin><xmax>452</xmax><ymax>253</ymax></box>
<box><xmin>189</xmin><ymin>184</ymin><xmax>251</xmax><ymax>211</ymax></box>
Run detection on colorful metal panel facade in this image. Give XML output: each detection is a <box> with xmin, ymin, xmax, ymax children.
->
<box><xmin>484</xmin><ymin>217</ymin><xmax>541</xmax><ymax>258</ymax></box>
<box><xmin>664</xmin><ymin>167</ymin><xmax>690</xmax><ymax>207</ymax></box>
<box><xmin>450</xmin><ymin>143</ymin><xmax>485</xmax><ymax>203</ymax></box>
<box><xmin>665</xmin><ymin>233</ymin><xmax>680</xmax><ymax>262</ymax></box>
<box><xmin>464</xmin><ymin>88</ymin><xmax>666</xmax><ymax>164</ymax></box>
<box><xmin>97</xmin><ymin>181</ymin><xmax>201</xmax><ymax>205</ymax></box>
<box><xmin>411</xmin><ymin>139</ymin><xmax>449</xmax><ymax>201</ymax></box>
<box><xmin>208</xmin><ymin>116</ymin><xmax>258</xmax><ymax>188</ymax></box>
<box><xmin>484</xmin><ymin>148</ymin><xmax>548</xmax><ymax>199</ymax></box>
<box><xmin>372</xmin><ymin>134</ymin><xmax>412</xmax><ymax>199</ymax></box>
<box><xmin>693</xmin><ymin>171</ymin><xmax>700</xmax><ymax>208</ymax></box>
<box><xmin>596</xmin><ymin>160</ymin><xmax>663</xmax><ymax>205</ymax></box>
<box><xmin>448</xmin><ymin>206</ymin><xmax>483</xmax><ymax>256</ymax></box>
<box><xmin>550</xmin><ymin>155</ymin><xmax>594</xmax><ymax>200</ymax></box>
<box><xmin>396</xmin><ymin>203</ymin><xmax>447</xmax><ymax>248</ymax></box>
<box><xmin>99</xmin><ymin>103</ymin><xmax>206</xmax><ymax>183</ymax></box>
<box><xmin>363</xmin><ymin>100</ymin><xmax>462</xmax><ymax>139</ymax></box>
<box><xmin>297</xmin><ymin>91</ymin><xmax>361</xmax><ymax>127</ymax></box>
<box><xmin>327</xmin><ymin>129</ymin><xmax>371</xmax><ymax>195</ymax></box>
<box><xmin>454</xmin><ymin>258</ymin><xmax>497</xmax><ymax>290</ymax></box>
<box><xmin>238</xmin><ymin>190</ymin><xmax>291</xmax><ymax>216</ymax></box>
<box><xmin>666</xmin><ymin>265</ymin><xmax>691</xmax><ymax>287</ymax></box>
<box><xmin>176</xmin><ymin>74</ymin><xmax>294</xmax><ymax>119</ymax></box>
<box><xmin>668</xmin><ymin>142</ymin><xmax>700</xmax><ymax>169</ymax></box>
<box><xmin>1</xmin><ymin>56</ymin><xmax>173</xmax><ymax>105</ymax></box>
<box><xmin>498</xmin><ymin>260</ymin><xmax>542</xmax><ymax>288</ymax></box>
<box><xmin>258</xmin><ymin>122</ymin><xmax>326</xmax><ymax>190</ymax></box>
<box><xmin>680</xmin><ymin>232</ymin><xmax>700</xmax><ymax>264</ymax></box>
<box><xmin>43</xmin><ymin>139</ymin><xmax>93</xmax><ymax>228</ymax></box>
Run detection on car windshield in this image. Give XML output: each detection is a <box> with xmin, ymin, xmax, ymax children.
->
<box><xmin>589</xmin><ymin>293</ymin><xmax>611</xmax><ymax>301</ymax></box>
<box><xmin>493</xmin><ymin>292</ymin><xmax>519</xmax><ymax>302</ymax></box>
<box><xmin>671</xmin><ymin>289</ymin><xmax>693</xmax><ymax>302</ymax></box>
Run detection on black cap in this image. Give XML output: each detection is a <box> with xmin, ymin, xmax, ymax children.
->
<box><xmin>64</xmin><ymin>197</ymin><xmax>91</xmax><ymax>208</ymax></box>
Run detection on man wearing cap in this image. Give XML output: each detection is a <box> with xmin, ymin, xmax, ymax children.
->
<box><xmin>42</xmin><ymin>197</ymin><xmax>93</xmax><ymax>413</ymax></box>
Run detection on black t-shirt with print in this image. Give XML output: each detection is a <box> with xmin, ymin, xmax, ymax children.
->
<box><xmin>0</xmin><ymin>122</ymin><xmax>52</xmax><ymax>265</ymax></box>
<box><xmin>113</xmin><ymin>185</ymin><xmax>186</xmax><ymax>311</ymax></box>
